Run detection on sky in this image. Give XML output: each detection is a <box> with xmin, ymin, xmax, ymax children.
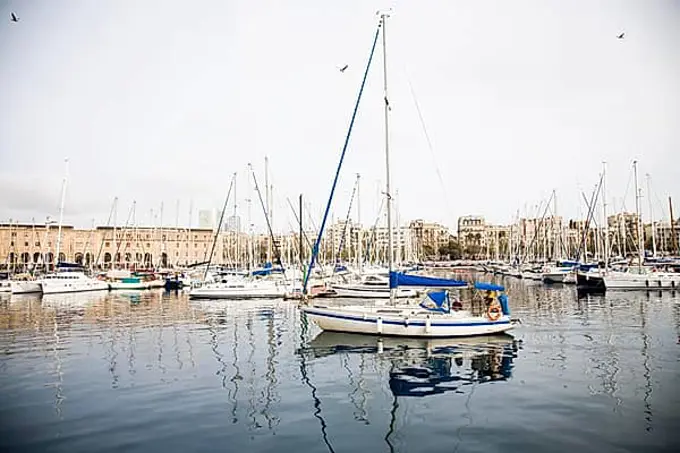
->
<box><xmin>1</xmin><ymin>0</ymin><xmax>679</xmax><ymax>233</ymax></box>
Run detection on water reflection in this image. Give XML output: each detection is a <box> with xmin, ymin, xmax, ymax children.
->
<box><xmin>302</xmin><ymin>332</ymin><xmax>518</xmax><ymax>398</ymax></box>
<box><xmin>0</xmin><ymin>287</ymin><xmax>678</xmax><ymax>453</ymax></box>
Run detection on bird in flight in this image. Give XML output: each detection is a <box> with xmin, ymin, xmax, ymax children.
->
<box><xmin>338</xmin><ymin>64</ymin><xmax>349</xmax><ymax>73</ymax></box>
<box><xmin>617</xmin><ymin>32</ymin><xmax>625</xmax><ymax>39</ymax></box>
<box><xmin>10</xmin><ymin>12</ymin><xmax>19</xmax><ymax>22</ymax></box>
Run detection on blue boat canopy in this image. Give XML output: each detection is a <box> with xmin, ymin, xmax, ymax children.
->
<box><xmin>389</xmin><ymin>271</ymin><xmax>467</xmax><ymax>289</ymax></box>
<box><xmin>473</xmin><ymin>282</ymin><xmax>505</xmax><ymax>292</ymax></box>
<box><xmin>419</xmin><ymin>290</ymin><xmax>450</xmax><ymax>313</ymax></box>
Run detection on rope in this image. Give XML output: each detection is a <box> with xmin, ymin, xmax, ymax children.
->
<box><xmin>303</xmin><ymin>22</ymin><xmax>382</xmax><ymax>295</ymax></box>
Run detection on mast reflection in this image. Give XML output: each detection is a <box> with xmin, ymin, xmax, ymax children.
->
<box><xmin>303</xmin><ymin>332</ymin><xmax>518</xmax><ymax>398</ymax></box>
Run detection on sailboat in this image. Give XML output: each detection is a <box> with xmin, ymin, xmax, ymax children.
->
<box><xmin>39</xmin><ymin>161</ymin><xmax>109</xmax><ymax>295</ymax></box>
<box><xmin>300</xmin><ymin>13</ymin><xmax>515</xmax><ymax>337</ymax></box>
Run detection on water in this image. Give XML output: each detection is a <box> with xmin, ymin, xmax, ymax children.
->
<box><xmin>1</xmin><ymin>280</ymin><xmax>679</xmax><ymax>453</ymax></box>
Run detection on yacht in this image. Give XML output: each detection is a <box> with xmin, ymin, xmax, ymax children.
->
<box><xmin>331</xmin><ymin>274</ymin><xmax>419</xmax><ymax>299</ymax></box>
<box><xmin>189</xmin><ymin>277</ymin><xmax>286</xmax><ymax>299</ymax></box>
<box><xmin>40</xmin><ymin>271</ymin><xmax>110</xmax><ymax>294</ymax></box>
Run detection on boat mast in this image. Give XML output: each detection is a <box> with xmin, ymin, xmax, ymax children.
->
<box><xmin>670</xmin><ymin>197</ymin><xmax>678</xmax><ymax>256</ymax></box>
<box><xmin>356</xmin><ymin>173</ymin><xmax>362</xmax><ymax>272</ymax></box>
<box><xmin>633</xmin><ymin>160</ymin><xmax>643</xmax><ymax>269</ymax></box>
<box><xmin>55</xmin><ymin>158</ymin><xmax>69</xmax><ymax>269</ymax></box>
<box><xmin>265</xmin><ymin>156</ymin><xmax>271</xmax><ymax>264</ymax></box>
<box><xmin>379</xmin><ymin>12</ymin><xmax>395</xmax><ymax>304</ymax></box>
<box><xmin>646</xmin><ymin>174</ymin><xmax>656</xmax><ymax>257</ymax></box>
<box><xmin>602</xmin><ymin>161</ymin><xmax>609</xmax><ymax>266</ymax></box>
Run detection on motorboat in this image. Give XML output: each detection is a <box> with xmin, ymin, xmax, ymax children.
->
<box><xmin>331</xmin><ymin>273</ymin><xmax>419</xmax><ymax>299</ymax></box>
<box><xmin>40</xmin><ymin>271</ymin><xmax>110</xmax><ymax>294</ymax></box>
<box><xmin>189</xmin><ymin>278</ymin><xmax>287</xmax><ymax>299</ymax></box>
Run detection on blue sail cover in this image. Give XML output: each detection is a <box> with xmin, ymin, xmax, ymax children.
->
<box><xmin>419</xmin><ymin>290</ymin><xmax>450</xmax><ymax>313</ymax></box>
<box><xmin>473</xmin><ymin>282</ymin><xmax>505</xmax><ymax>292</ymax></box>
<box><xmin>389</xmin><ymin>272</ymin><xmax>467</xmax><ymax>289</ymax></box>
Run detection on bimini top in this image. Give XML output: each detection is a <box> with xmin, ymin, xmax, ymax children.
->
<box><xmin>473</xmin><ymin>282</ymin><xmax>505</xmax><ymax>292</ymax></box>
<box><xmin>389</xmin><ymin>271</ymin><xmax>467</xmax><ymax>289</ymax></box>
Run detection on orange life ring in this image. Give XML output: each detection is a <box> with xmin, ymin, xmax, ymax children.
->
<box><xmin>487</xmin><ymin>303</ymin><xmax>502</xmax><ymax>321</ymax></box>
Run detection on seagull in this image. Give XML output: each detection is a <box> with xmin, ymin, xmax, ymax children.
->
<box><xmin>338</xmin><ymin>64</ymin><xmax>348</xmax><ymax>73</ymax></box>
<box><xmin>10</xmin><ymin>12</ymin><xmax>19</xmax><ymax>22</ymax></box>
<box><xmin>617</xmin><ymin>32</ymin><xmax>625</xmax><ymax>39</ymax></box>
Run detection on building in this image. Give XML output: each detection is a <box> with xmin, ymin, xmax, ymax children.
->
<box><xmin>0</xmin><ymin>222</ymin><xmax>214</xmax><ymax>271</ymax></box>
<box><xmin>411</xmin><ymin>219</ymin><xmax>452</xmax><ymax>259</ymax></box>
<box><xmin>457</xmin><ymin>216</ymin><xmax>486</xmax><ymax>259</ymax></box>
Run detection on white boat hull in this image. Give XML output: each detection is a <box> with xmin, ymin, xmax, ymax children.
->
<box><xmin>109</xmin><ymin>281</ymin><xmax>150</xmax><ymax>290</ymax></box>
<box><xmin>302</xmin><ymin>305</ymin><xmax>513</xmax><ymax>338</ymax></box>
<box><xmin>189</xmin><ymin>283</ymin><xmax>286</xmax><ymax>299</ymax></box>
<box><xmin>0</xmin><ymin>281</ymin><xmax>12</xmax><ymax>293</ymax></box>
<box><xmin>331</xmin><ymin>284</ymin><xmax>418</xmax><ymax>299</ymax></box>
<box><xmin>604</xmin><ymin>271</ymin><xmax>680</xmax><ymax>290</ymax></box>
<box><xmin>10</xmin><ymin>281</ymin><xmax>42</xmax><ymax>294</ymax></box>
<box><xmin>41</xmin><ymin>280</ymin><xmax>109</xmax><ymax>294</ymax></box>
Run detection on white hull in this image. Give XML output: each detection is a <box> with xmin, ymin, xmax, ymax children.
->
<box><xmin>0</xmin><ymin>281</ymin><xmax>11</xmax><ymax>293</ymax></box>
<box><xmin>331</xmin><ymin>284</ymin><xmax>418</xmax><ymax>299</ymax></box>
<box><xmin>302</xmin><ymin>305</ymin><xmax>513</xmax><ymax>338</ymax></box>
<box><xmin>189</xmin><ymin>282</ymin><xmax>286</xmax><ymax>299</ymax></box>
<box><xmin>109</xmin><ymin>281</ymin><xmax>150</xmax><ymax>290</ymax></box>
<box><xmin>10</xmin><ymin>281</ymin><xmax>42</xmax><ymax>294</ymax></box>
<box><xmin>41</xmin><ymin>278</ymin><xmax>109</xmax><ymax>294</ymax></box>
<box><xmin>604</xmin><ymin>271</ymin><xmax>680</xmax><ymax>290</ymax></box>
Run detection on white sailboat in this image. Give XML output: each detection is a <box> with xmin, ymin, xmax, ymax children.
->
<box><xmin>331</xmin><ymin>273</ymin><xmax>418</xmax><ymax>298</ymax></box>
<box><xmin>40</xmin><ymin>160</ymin><xmax>109</xmax><ymax>295</ymax></box>
<box><xmin>301</xmin><ymin>13</ymin><xmax>515</xmax><ymax>338</ymax></box>
<box><xmin>602</xmin><ymin>161</ymin><xmax>680</xmax><ymax>290</ymax></box>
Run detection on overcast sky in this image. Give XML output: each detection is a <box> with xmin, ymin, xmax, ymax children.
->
<box><xmin>1</xmin><ymin>0</ymin><xmax>678</xmax><ymax>233</ymax></box>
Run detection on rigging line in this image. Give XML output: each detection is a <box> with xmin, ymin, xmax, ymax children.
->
<box><xmin>249</xmin><ymin>163</ymin><xmax>286</xmax><ymax>279</ymax></box>
<box><xmin>203</xmin><ymin>173</ymin><xmax>236</xmax><ymax>282</ymax></box>
<box><xmin>336</xmin><ymin>176</ymin><xmax>360</xmax><ymax>263</ymax></box>
<box><xmin>95</xmin><ymin>198</ymin><xmax>117</xmax><ymax>267</ymax></box>
<box><xmin>303</xmin><ymin>21</ymin><xmax>382</xmax><ymax>295</ymax></box>
<box><xmin>405</xmin><ymin>73</ymin><xmax>453</xmax><ymax>218</ymax></box>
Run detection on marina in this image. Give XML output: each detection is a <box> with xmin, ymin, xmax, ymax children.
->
<box><xmin>1</xmin><ymin>1</ymin><xmax>679</xmax><ymax>451</ymax></box>
<box><xmin>0</xmin><ymin>280</ymin><xmax>678</xmax><ymax>452</ymax></box>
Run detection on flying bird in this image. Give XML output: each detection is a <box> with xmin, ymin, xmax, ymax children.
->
<box><xmin>338</xmin><ymin>64</ymin><xmax>348</xmax><ymax>73</ymax></box>
<box><xmin>617</xmin><ymin>32</ymin><xmax>625</xmax><ymax>39</ymax></box>
<box><xmin>10</xmin><ymin>12</ymin><xmax>19</xmax><ymax>22</ymax></box>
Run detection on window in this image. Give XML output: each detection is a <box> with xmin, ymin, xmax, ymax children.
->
<box><xmin>24</xmin><ymin>242</ymin><xmax>28</xmax><ymax>247</ymax></box>
<box><xmin>105</xmin><ymin>242</ymin><xmax>110</xmax><ymax>247</ymax></box>
<box><xmin>35</xmin><ymin>242</ymin><xmax>40</xmax><ymax>247</ymax></box>
<box><xmin>10</xmin><ymin>241</ymin><xmax>14</xmax><ymax>247</ymax></box>
<box><xmin>146</xmin><ymin>243</ymin><xmax>150</xmax><ymax>248</ymax></box>
<box><xmin>11</xmin><ymin>232</ymin><xmax>16</xmax><ymax>237</ymax></box>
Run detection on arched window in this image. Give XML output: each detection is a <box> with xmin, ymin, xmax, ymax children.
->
<box><xmin>104</xmin><ymin>252</ymin><xmax>112</xmax><ymax>263</ymax></box>
<box><xmin>75</xmin><ymin>253</ymin><xmax>83</xmax><ymax>265</ymax></box>
<box><xmin>85</xmin><ymin>253</ymin><xmax>91</xmax><ymax>265</ymax></box>
<box><xmin>21</xmin><ymin>252</ymin><xmax>30</xmax><ymax>263</ymax></box>
<box><xmin>33</xmin><ymin>252</ymin><xmax>41</xmax><ymax>263</ymax></box>
<box><xmin>144</xmin><ymin>253</ymin><xmax>152</xmax><ymax>266</ymax></box>
<box><xmin>58</xmin><ymin>253</ymin><xmax>66</xmax><ymax>263</ymax></box>
<box><xmin>45</xmin><ymin>252</ymin><xmax>54</xmax><ymax>263</ymax></box>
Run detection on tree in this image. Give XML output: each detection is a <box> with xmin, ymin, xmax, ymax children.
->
<box><xmin>438</xmin><ymin>240</ymin><xmax>462</xmax><ymax>260</ymax></box>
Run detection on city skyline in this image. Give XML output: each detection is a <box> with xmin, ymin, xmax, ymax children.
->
<box><xmin>1</xmin><ymin>1</ymin><xmax>678</xmax><ymax>230</ymax></box>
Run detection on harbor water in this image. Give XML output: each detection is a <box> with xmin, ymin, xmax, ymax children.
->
<box><xmin>1</xmin><ymin>278</ymin><xmax>679</xmax><ymax>452</ymax></box>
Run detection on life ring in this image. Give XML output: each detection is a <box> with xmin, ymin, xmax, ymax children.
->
<box><xmin>487</xmin><ymin>303</ymin><xmax>502</xmax><ymax>321</ymax></box>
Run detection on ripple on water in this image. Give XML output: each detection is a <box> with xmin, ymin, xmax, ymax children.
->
<box><xmin>0</xmin><ymin>285</ymin><xmax>679</xmax><ymax>452</ymax></box>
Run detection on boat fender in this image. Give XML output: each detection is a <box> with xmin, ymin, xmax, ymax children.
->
<box><xmin>377</xmin><ymin>317</ymin><xmax>383</xmax><ymax>334</ymax></box>
<box><xmin>645</xmin><ymin>280</ymin><xmax>649</xmax><ymax>288</ymax></box>
<box><xmin>658</xmin><ymin>280</ymin><xmax>662</xmax><ymax>288</ymax></box>
<box><xmin>425</xmin><ymin>315</ymin><xmax>431</xmax><ymax>334</ymax></box>
<box><xmin>487</xmin><ymin>304</ymin><xmax>502</xmax><ymax>322</ymax></box>
<box><xmin>672</xmin><ymin>281</ymin><xmax>676</xmax><ymax>288</ymax></box>
<box><xmin>403</xmin><ymin>317</ymin><xmax>409</xmax><ymax>327</ymax></box>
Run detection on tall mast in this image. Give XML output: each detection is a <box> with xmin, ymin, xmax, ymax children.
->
<box><xmin>379</xmin><ymin>12</ymin><xmax>394</xmax><ymax>304</ymax></box>
<box><xmin>234</xmin><ymin>173</ymin><xmax>239</xmax><ymax>269</ymax></box>
<box><xmin>633</xmin><ymin>160</ymin><xmax>643</xmax><ymax>269</ymax></box>
<box><xmin>646</xmin><ymin>174</ymin><xmax>656</xmax><ymax>257</ymax></box>
<box><xmin>356</xmin><ymin>173</ymin><xmax>362</xmax><ymax>271</ymax></box>
<box><xmin>670</xmin><ymin>197</ymin><xmax>678</xmax><ymax>255</ymax></box>
<box><xmin>55</xmin><ymin>158</ymin><xmax>69</xmax><ymax>268</ymax></box>
<box><xmin>264</xmin><ymin>156</ymin><xmax>271</xmax><ymax>264</ymax></box>
<box><xmin>602</xmin><ymin>161</ymin><xmax>609</xmax><ymax>266</ymax></box>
